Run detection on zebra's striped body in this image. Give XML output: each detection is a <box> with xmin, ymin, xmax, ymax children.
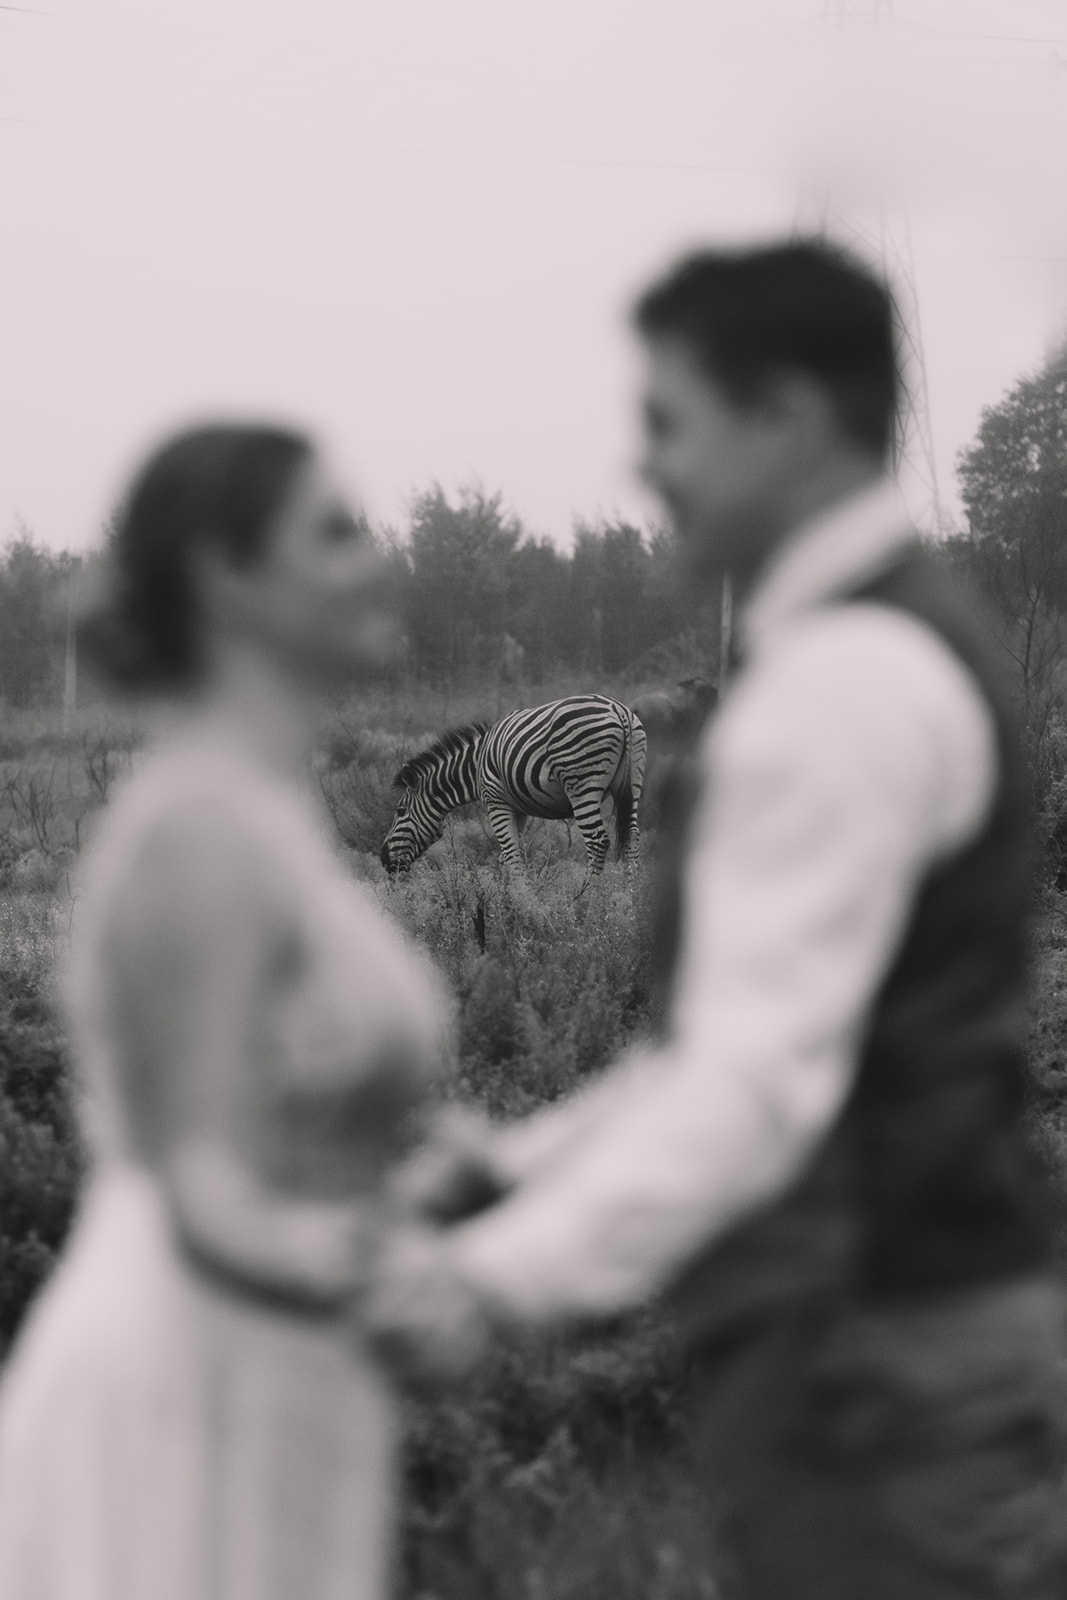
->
<box><xmin>380</xmin><ymin>695</ymin><xmax>647</xmax><ymax>874</ymax></box>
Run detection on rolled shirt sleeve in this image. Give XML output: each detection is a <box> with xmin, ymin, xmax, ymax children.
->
<box><xmin>448</xmin><ymin>605</ymin><xmax>998</xmax><ymax>1322</ymax></box>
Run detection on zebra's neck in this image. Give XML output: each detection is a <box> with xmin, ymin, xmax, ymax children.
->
<box><xmin>452</xmin><ymin>726</ymin><xmax>485</xmax><ymax>803</ymax></box>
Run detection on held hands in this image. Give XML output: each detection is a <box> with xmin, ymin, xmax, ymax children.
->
<box><xmin>387</xmin><ymin>1104</ymin><xmax>513</xmax><ymax>1224</ymax></box>
<box><xmin>362</xmin><ymin>1223</ymin><xmax>498</xmax><ymax>1387</ymax></box>
<box><xmin>361</xmin><ymin>1106</ymin><xmax>514</xmax><ymax>1387</ymax></box>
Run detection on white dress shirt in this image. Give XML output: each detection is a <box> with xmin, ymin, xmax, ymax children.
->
<box><xmin>448</xmin><ymin>479</ymin><xmax>998</xmax><ymax>1322</ymax></box>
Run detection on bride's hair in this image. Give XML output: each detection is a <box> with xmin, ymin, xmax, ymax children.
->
<box><xmin>79</xmin><ymin>422</ymin><xmax>313</xmax><ymax>694</ymax></box>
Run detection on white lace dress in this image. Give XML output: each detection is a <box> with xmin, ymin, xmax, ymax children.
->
<box><xmin>0</xmin><ymin>742</ymin><xmax>448</xmax><ymax>1600</ymax></box>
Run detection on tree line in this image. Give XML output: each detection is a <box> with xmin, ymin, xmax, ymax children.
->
<box><xmin>0</xmin><ymin>498</ymin><xmax>717</xmax><ymax>709</ymax></box>
<box><xmin>945</xmin><ymin>348</ymin><xmax>1067</xmax><ymax>776</ymax></box>
<box><xmin>384</xmin><ymin>486</ymin><xmax>715</xmax><ymax>682</ymax></box>
<box><xmin>2</xmin><ymin>344</ymin><xmax>1065</xmax><ymax>712</ymax></box>
<box><xmin>0</xmin><ymin>533</ymin><xmax>80</xmax><ymax>709</ymax></box>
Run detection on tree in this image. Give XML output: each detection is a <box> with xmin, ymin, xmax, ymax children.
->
<box><xmin>0</xmin><ymin>530</ymin><xmax>74</xmax><ymax>708</ymax></box>
<box><xmin>951</xmin><ymin>350</ymin><xmax>1067</xmax><ymax>879</ymax></box>
<box><xmin>390</xmin><ymin>483</ymin><xmax>717</xmax><ymax>685</ymax></box>
<box><xmin>597</xmin><ymin>521</ymin><xmax>652</xmax><ymax>672</ymax></box>
<box><xmin>567</xmin><ymin>524</ymin><xmax>606</xmax><ymax>672</ymax></box>
<box><xmin>508</xmin><ymin>538</ymin><xmax>570</xmax><ymax>681</ymax></box>
<box><xmin>404</xmin><ymin>484</ymin><xmax>523</xmax><ymax>677</ymax></box>
<box><xmin>954</xmin><ymin>350</ymin><xmax>1067</xmax><ymax>715</ymax></box>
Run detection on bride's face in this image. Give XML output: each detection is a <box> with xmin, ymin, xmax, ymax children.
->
<box><xmin>216</xmin><ymin>452</ymin><xmax>403</xmax><ymax>683</ymax></box>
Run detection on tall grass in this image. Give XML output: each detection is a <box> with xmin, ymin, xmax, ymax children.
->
<box><xmin>0</xmin><ymin>888</ymin><xmax>83</xmax><ymax>1356</ymax></box>
<box><xmin>0</xmin><ymin>697</ymin><xmax>725</xmax><ymax>1597</ymax></box>
<box><xmin>3</xmin><ymin>693</ymin><xmax>1067</xmax><ymax>1597</ymax></box>
<box><xmin>312</xmin><ymin>705</ymin><xmax>730</xmax><ymax>1596</ymax></box>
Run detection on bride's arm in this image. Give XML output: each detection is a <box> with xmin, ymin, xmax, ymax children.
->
<box><xmin>163</xmin><ymin>1136</ymin><xmax>377</xmax><ymax>1305</ymax></box>
<box><xmin>110</xmin><ymin>797</ymin><xmax>374</xmax><ymax>1305</ymax></box>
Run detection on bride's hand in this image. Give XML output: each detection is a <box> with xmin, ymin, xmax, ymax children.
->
<box><xmin>361</xmin><ymin>1223</ymin><xmax>496</xmax><ymax>1387</ymax></box>
<box><xmin>388</xmin><ymin>1105</ymin><xmax>511</xmax><ymax>1224</ymax></box>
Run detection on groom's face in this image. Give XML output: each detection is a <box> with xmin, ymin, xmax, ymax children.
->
<box><xmin>637</xmin><ymin>336</ymin><xmax>793</xmax><ymax>585</ymax></box>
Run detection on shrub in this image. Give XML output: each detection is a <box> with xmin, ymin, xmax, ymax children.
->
<box><xmin>3</xmin><ymin>698</ymin><xmax>1067</xmax><ymax>1598</ymax></box>
<box><xmin>0</xmin><ymin>957</ymin><xmax>82</xmax><ymax>1356</ymax></box>
<box><xmin>397</xmin><ymin>1313</ymin><xmax>720</xmax><ymax>1600</ymax></box>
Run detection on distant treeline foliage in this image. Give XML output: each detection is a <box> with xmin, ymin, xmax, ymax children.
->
<box><xmin>384</xmin><ymin>485</ymin><xmax>716</xmax><ymax>682</ymax></box>
<box><xmin>946</xmin><ymin>347</ymin><xmax>1067</xmax><ymax>719</ymax></box>
<box><xmin>3</xmin><ymin>491</ymin><xmax>714</xmax><ymax>708</ymax></box>
<box><xmin>0</xmin><ymin>535</ymin><xmax>80</xmax><ymax>708</ymax></box>
<box><xmin>11</xmin><ymin>346</ymin><xmax>1066</xmax><ymax>709</ymax></box>
<box><xmin>943</xmin><ymin>348</ymin><xmax>1067</xmax><ymax>876</ymax></box>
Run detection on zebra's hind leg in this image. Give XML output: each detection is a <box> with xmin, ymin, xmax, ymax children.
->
<box><xmin>562</xmin><ymin>781</ymin><xmax>611</xmax><ymax>875</ymax></box>
<box><xmin>621</xmin><ymin>792</ymin><xmax>642</xmax><ymax>868</ymax></box>
<box><xmin>485</xmin><ymin>802</ymin><xmax>526</xmax><ymax>874</ymax></box>
<box><xmin>624</xmin><ymin>821</ymin><xmax>641</xmax><ymax>868</ymax></box>
<box><xmin>625</xmin><ymin>716</ymin><xmax>647</xmax><ymax>869</ymax></box>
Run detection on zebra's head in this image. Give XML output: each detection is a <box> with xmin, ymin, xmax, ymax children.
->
<box><xmin>379</xmin><ymin>783</ymin><xmax>444</xmax><ymax>873</ymax></box>
<box><xmin>379</xmin><ymin>724</ymin><xmax>486</xmax><ymax>874</ymax></box>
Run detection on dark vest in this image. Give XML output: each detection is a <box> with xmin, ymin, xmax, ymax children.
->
<box><xmin>665</xmin><ymin>543</ymin><xmax>1053</xmax><ymax>1339</ymax></box>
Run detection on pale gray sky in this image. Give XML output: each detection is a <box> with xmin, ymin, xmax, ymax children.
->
<box><xmin>2</xmin><ymin>0</ymin><xmax>1065</xmax><ymax>552</ymax></box>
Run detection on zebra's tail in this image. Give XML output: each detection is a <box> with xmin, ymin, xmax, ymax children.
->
<box><xmin>614</xmin><ymin>708</ymin><xmax>635</xmax><ymax>861</ymax></box>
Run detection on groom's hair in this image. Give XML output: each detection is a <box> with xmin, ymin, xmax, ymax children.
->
<box><xmin>633</xmin><ymin>239</ymin><xmax>900</xmax><ymax>462</ymax></box>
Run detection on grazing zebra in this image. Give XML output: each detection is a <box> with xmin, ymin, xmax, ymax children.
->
<box><xmin>380</xmin><ymin>695</ymin><xmax>647</xmax><ymax>874</ymax></box>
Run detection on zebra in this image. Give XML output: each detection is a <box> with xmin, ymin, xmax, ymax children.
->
<box><xmin>380</xmin><ymin>695</ymin><xmax>647</xmax><ymax>875</ymax></box>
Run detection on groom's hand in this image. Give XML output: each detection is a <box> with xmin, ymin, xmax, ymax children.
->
<box><xmin>390</xmin><ymin>1106</ymin><xmax>511</xmax><ymax>1224</ymax></box>
<box><xmin>362</xmin><ymin>1224</ymin><xmax>496</xmax><ymax>1387</ymax></box>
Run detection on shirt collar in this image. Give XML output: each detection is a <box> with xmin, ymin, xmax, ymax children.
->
<box><xmin>742</xmin><ymin>477</ymin><xmax>917</xmax><ymax>656</ymax></box>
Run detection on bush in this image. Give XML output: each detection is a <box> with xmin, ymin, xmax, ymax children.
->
<box><xmin>0</xmin><ymin>959</ymin><xmax>82</xmax><ymax>1356</ymax></box>
<box><xmin>397</xmin><ymin>1313</ymin><xmax>720</xmax><ymax>1600</ymax></box>
<box><xmin>3</xmin><ymin>698</ymin><xmax>1067</xmax><ymax>1597</ymax></box>
<box><xmin>358</xmin><ymin>848</ymin><xmax>660</xmax><ymax>1119</ymax></box>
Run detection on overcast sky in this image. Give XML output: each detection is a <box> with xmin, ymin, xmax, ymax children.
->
<box><xmin>2</xmin><ymin>0</ymin><xmax>1066</xmax><ymax>553</ymax></box>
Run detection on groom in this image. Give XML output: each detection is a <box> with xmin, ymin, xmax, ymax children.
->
<box><xmin>368</xmin><ymin>240</ymin><xmax>1065</xmax><ymax>1598</ymax></box>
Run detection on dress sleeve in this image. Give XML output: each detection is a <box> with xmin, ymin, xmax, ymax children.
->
<box><xmin>446</xmin><ymin>607</ymin><xmax>998</xmax><ymax>1322</ymax></box>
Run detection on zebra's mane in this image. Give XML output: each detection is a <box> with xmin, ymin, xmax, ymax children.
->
<box><xmin>393</xmin><ymin>722</ymin><xmax>489</xmax><ymax>789</ymax></box>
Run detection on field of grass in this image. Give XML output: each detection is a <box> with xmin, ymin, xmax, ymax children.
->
<box><xmin>3</xmin><ymin>679</ymin><xmax>1067</xmax><ymax>1598</ymax></box>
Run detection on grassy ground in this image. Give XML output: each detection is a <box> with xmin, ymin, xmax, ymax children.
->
<box><xmin>2</xmin><ymin>686</ymin><xmax>1067</xmax><ymax>1597</ymax></box>
<box><xmin>0</xmin><ymin>686</ymin><xmax>724</xmax><ymax>1598</ymax></box>
<box><xmin>313</xmin><ymin>687</ymin><xmax>723</xmax><ymax>1597</ymax></box>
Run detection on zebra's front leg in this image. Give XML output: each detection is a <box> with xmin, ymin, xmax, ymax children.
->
<box><xmin>485</xmin><ymin>802</ymin><xmax>526</xmax><ymax>873</ymax></box>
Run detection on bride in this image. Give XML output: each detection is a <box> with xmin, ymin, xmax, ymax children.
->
<box><xmin>0</xmin><ymin>424</ymin><xmax>449</xmax><ymax>1600</ymax></box>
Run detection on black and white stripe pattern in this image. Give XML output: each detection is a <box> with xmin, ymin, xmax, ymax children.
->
<box><xmin>380</xmin><ymin>695</ymin><xmax>647</xmax><ymax>874</ymax></box>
